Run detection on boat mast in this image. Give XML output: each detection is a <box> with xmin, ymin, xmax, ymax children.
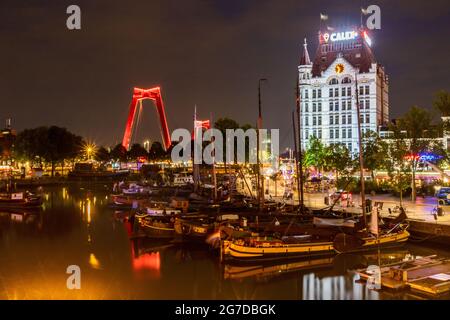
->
<box><xmin>292</xmin><ymin>111</ymin><xmax>301</xmax><ymax>210</ymax></box>
<box><xmin>296</xmin><ymin>75</ymin><xmax>305</xmax><ymax>212</ymax></box>
<box><xmin>193</xmin><ymin>106</ymin><xmax>199</xmax><ymax>192</ymax></box>
<box><xmin>211</xmin><ymin>112</ymin><xmax>217</xmax><ymax>202</ymax></box>
<box><xmin>355</xmin><ymin>72</ymin><xmax>367</xmax><ymax>227</ymax></box>
<box><xmin>257</xmin><ymin>78</ymin><xmax>267</xmax><ymax>211</ymax></box>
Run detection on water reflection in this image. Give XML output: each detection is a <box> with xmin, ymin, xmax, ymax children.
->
<box><xmin>0</xmin><ymin>186</ymin><xmax>449</xmax><ymax>300</ymax></box>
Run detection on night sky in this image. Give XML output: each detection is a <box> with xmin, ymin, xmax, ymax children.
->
<box><xmin>1</xmin><ymin>0</ymin><xmax>449</xmax><ymax>149</ymax></box>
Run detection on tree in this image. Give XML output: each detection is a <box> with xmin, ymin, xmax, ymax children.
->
<box><xmin>324</xmin><ymin>143</ymin><xmax>354</xmax><ymax>180</ymax></box>
<box><xmin>128</xmin><ymin>143</ymin><xmax>148</xmax><ymax>170</ymax></box>
<box><xmin>214</xmin><ymin>117</ymin><xmax>240</xmax><ymax>172</ymax></box>
<box><xmin>303</xmin><ymin>137</ymin><xmax>327</xmax><ymax>175</ymax></box>
<box><xmin>110</xmin><ymin>144</ymin><xmax>127</xmax><ymax>162</ymax></box>
<box><xmin>95</xmin><ymin>147</ymin><xmax>110</xmax><ymax>163</ymax></box>
<box><xmin>149</xmin><ymin>141</ymin><xmax>166</xmax><ymax>161</ymax></box>
<box><xmin>14</xmin><ymin>126</ymin><xmax>83</xmax><ymax>176</ymax></box>
<box><xmin>433</xmin><ymin>90</ymin><xmax>450</xmax><ymax>117</ymax></box>
<box><xmin>397</xmin><ymin>106</ymin><xmax>437</xmax><ymax>201</ymax></box>
<box><xmin>128</xmin><ymin>143</ymin><xmax>148</xmax><ymax>160</ymax></box>
<box><xmin>380</xmin><ymin>127</ymin><xmax>411</xmax><ymax>206</ymax></box>
<box><xmin>362</xmin><ymin>130</ymin><xmax>387</xmax><ymax>180</ymax></box>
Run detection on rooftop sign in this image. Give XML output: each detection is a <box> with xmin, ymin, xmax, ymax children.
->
<box><xmin>323</xmin><ymin>31</ymin><xmax>358</xmax><ymax>43</ymax></box>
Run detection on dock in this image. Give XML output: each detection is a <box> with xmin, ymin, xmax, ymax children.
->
<box><xmin>356</xmin><ymin>255</ymin><xmax>450</xmax><ymax>296</ymax></box>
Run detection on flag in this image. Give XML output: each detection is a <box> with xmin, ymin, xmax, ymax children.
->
<box><xmin>320</xmin><ymin>13</ymin><xmax>328</xmax><ymax>20</ymax></box>
<box><xmin>195</xmin><ymin>120</ymin><xmax>210</xmax><ymax>130</ymax></box>
<box><xmin>361</xmin><ymin>7</ymin><xmax>369</xmax><ymax>15</ymax></box>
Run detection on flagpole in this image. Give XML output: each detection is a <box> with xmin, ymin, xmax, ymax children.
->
<box><xmin>193</xmin><ymin>105</ymin><xmax>200</xmax><ymax>192</ymax></box>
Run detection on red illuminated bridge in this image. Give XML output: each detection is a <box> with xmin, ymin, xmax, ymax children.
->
<box><xmin>122</xmin><ymin>87</ymin><xmax>171</xmax><ymax>151</ymax></box>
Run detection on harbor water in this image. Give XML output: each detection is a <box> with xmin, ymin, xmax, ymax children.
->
<box><xmin>1</xmin><ymin>186</ymin><xmax>449</xmax><ymax>300</ymax></box>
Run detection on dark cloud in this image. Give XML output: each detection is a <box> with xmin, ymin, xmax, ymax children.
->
<box><xmin>0</xmin><ymin>0</ymin><xmax>448</xmax><ymax>148</ymax></box>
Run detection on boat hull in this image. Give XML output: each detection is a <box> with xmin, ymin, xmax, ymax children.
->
<box><xmin>174</xmin><ymin>218</ymin><xmax>215</xmax><ymax>243</ymax></box>
<box><xmin>333</xmin><ymin>229</ymin><xmax>410</xmax><ymax>254</ymax></box>
<box><xmin>140</xmin><ymin>220</ymin><xmax>175</xmax><ymax>239</ymax></box>
<box><xmin>222</xmin><ymin>240</ymin><xmax>335</xmax><ymax>262</ymax></box>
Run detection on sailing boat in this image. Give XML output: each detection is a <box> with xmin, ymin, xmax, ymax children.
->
<box><xmin>333</xmin><ymin>72</ymin><xmax>409</xmax><ymax>253</ymax></box>
<box><xmin>333</xmin><ymin>206</ymin><xmax>409</xmax><ymax>253</ymax></box>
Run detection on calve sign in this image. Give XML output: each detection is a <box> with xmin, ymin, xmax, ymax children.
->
<box><xmin>323</xmin><ymin>31</ymin><xmax>358</xmax><ymax>42</ymax></box>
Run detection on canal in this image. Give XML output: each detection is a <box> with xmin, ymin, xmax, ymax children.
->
<box><xmin>1</xmin><ymin>185</ymin><xmax>449</xmax><ymax>300</ymax></box>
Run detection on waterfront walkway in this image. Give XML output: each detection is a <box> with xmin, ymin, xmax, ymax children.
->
<box><xmin>236</xmin><ymin>181</ymin><xmax>450</xmax><ymax>225</ymax></box>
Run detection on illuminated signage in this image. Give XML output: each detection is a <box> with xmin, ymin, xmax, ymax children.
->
<box><xmin>323</xmin><ymin>31</ymin><xmax>358</xmax><ymax>42</ymax></box>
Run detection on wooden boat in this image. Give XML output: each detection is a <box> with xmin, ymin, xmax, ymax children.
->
<box><xmin>333</xmin><ymin>206</ymin><xmax>410</xmax><ymax>253</ymax></box>
<box><xmin>0</xmin><ymin>192</ymin><xmax>43</xmax><ymax>208</ymax></box>
<box><xmin>174</xmin><ymin>216</ymin><xmax>216</xmax><ymax>243</ymax></box>
<box><xmin>333</xmin><ymin>229</ymin><xmax>410</xmax><ymax>253</ymax></box>
<box><xmin>221</xmin><ymin>236</ymin><xmax>335</xmax><ymax>262</ymax></box>
<box><xmin>139</xmin><ymin>216</ymin><xmax>176</xmax><ymax>239</ymax></box>
<box><xmin>109</xmin><ymin>194</ymin><xmax>149</xmax><ymax>209</ymax></box>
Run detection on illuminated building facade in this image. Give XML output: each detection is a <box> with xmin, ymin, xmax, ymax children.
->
<box><xmin>298</xmin><ymin>27</ymin><xmax>389</xmax><ymax>153</ymax></box>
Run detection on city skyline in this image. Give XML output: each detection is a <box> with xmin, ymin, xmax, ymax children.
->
<box><xmin>0</xmin><ymin>0</ymin><xmax>449</xmax><ymax>148</ymax></box>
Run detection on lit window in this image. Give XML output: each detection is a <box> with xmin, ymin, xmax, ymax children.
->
<box><xmin>365</xmin><ymin>85</ymin><xmax>370</xmax><ymax>95</ymax></box>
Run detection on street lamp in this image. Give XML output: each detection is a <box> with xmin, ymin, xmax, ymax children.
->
<box><xmin>84</xmin><ymin>143</ymin><xmax>97</xmax><ymax>161</ymax></box>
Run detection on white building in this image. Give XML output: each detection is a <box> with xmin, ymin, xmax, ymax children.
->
<box><xmin>298</xmin><ymin>27</ymin><xmax>389</xmax><ymax>153</ymax></box>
